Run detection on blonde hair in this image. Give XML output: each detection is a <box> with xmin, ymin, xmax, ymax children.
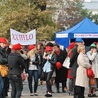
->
<box><xmin>77</xmin><ymin>45</ymin><xmax>85</xmax><ymax>53</ymax></box>
<box><xmin>27</xmin><ymin>48</ymin><xmax>37</xmax><ymax>58</ymax></box>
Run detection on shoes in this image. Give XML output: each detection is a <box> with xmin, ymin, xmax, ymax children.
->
<box><xmin>45</xmin><ymin>94</ymin><xmax>52</xmax><ymax>97</ymax></box>
<box><xmin>88</xmin><ymin>94</ymin><xmax>98</xmax><ymax>97</ymax></box>
<box><xmin>30</xmin><ymin>93</ymin><xmax>34</xmax><ymax>96</ymax></box>
<box><xmin>88</xmin><ymin>94</ymin><xmax>92</xmax><ymax>97</ymax></box>
<box><xmin>34</xmin><ymin>93</ymin><xmax>38</xmax><ymax>96</ymax></box>
<box><xmin>62</xmin><ymin>90</ymin><xmax>66</xmax><ymax>93</ymax></box>
<box><xmin>51</xmin><ymin>91</ymin><xmax>54</xmax><ymax>93</ymax></box>
<box><xmin>92</xmin><ymin>94</ymin><xmax>98</xmax><ymax>97</ymax></box>
<box><xmin>69</xmin><ymin>92</ymin><xmax>73</xmax><ymax>96</ymax></box>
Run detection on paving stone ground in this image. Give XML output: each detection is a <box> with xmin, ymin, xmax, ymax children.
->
<box><xmin>7</xmin><ymin>80</ymin><xmax>98</xmax><ymax>98</ymax></box>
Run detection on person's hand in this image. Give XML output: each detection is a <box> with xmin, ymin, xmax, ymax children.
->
<box><xmin>47</xmin><ymin>58</ymin><xmax>49</xmax><ymax>60</ymax></box>
<box><xmin>30</xmin><ymin>61</ymin><xmax>32</xmax><ymax>65</ymax></box>
<box><xmin>25</xmin><ymin>73</ymin><xmax>29</xmax><ymax>77</ymax></box>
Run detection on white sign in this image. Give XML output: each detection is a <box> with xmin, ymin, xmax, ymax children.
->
<box><xmin>74</xmin><ymin>34</ymin><xmax>98</xmax><ymax>38</ymax></box>
<box><xmin>10</xmin><ymin>28</ymin><xmax>36</xmax><ymax>45</ymax></box>
<box><xmin>56</xmin><ymin>33</ymin><xmax>68</xmax><ymax>38</ymax></box>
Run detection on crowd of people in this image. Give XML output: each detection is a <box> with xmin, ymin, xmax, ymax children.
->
<box><xmin>0</xmin><ymin>37</ymin><xmax>98</xmax><ymax>98</ymax></box>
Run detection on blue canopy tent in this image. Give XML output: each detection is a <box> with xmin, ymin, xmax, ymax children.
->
<box><xmin>55</xmin><ymin>31</ymin><xmax>70</xmax><ymax>48</ymax></box>
<box><xmin>55</xmin><ymin>17</ymin><xmax>98</xmax><ymax>47</ymax></box>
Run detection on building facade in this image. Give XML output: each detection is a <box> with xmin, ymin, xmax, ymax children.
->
<box><xmin>82</xmin><ymin>0</ymin><xmax>98</xmax><ymax>14</ymax></box>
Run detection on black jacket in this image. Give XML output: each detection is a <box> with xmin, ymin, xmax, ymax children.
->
<box><xmin>26</xmin><ymin>53</ymin><xmax>41</xmax><ymax>72</ymax></box>
<box><xmin>0</xmin><ymin>46</ymin><xmax>8</xmax><ymax>65</ymax></box>
<box><xmin>43</xmin><ymin>53</ymin><xmax>57</xmax><ymax>71</ymax></box>
<box><xmin>8</xmin><ymin>52</ymin><xmax>27</xmax><ymax>76</ymax></box>
<box><xmin>69</xmin><ymin>45</ymin><xmax>79</xmax><ymax>77</ymax></box>
<box><xmin>55</xmin><ymin>49</ymin><xmax>67</xmax><ymax>82</ymax></box>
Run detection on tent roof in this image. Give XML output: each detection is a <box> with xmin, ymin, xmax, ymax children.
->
<box><xmin>56</xmin><ymin>17</ymin><xmax>98</xmax><ymax>38</ymax></box>
<box><xmin>55</xmin><ymin>17</ymin><xmax>98</xmax><ymax>48</ymax></box>
<box><xmin>68</xmin><ymin>17</ymin><xmax>98</xmax><ymax>33</ymax></box>
<box><xmin>57</xmin><ymin>17</ymin><xmax>98</xmax><ymax>34</ymax></box>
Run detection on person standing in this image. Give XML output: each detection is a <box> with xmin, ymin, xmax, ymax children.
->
<box><xmin>86</xmin><ymin>43</ymin><xmax>98</xmax><ymax>97</ymax></box>
<box><xmin>27</xmin><ymin>44</ymin><xmax>39</xmax><ymax>96</ymax></box>
<box><xmin>69</xmin><ymin>38</ymin><xmax>84</xmax><ymax>98</ymax></box>
<box><xmin>43</xmin><ymin>46</ymin><xmax>57</xmax><ymax>97</ymax></box>
<box><xmin>66</xmin><ymin>42</ymin><xmax>75</xmax><ymax>95</ymax></box>
<box><xmin>36</xmin><ymin>43</ymin><xmax>44</xmax><ymax>82</ymax></box>
<box><xmin>8</xmin><ymin>43</ymin><xmax>27</xmax><ymax>98</ymax></box>
<box><xmin>45</xmin><ymin>42</ymin><xmax>56</xmax><ymax>93</ymax></box>
<box><xmin>93</xmin><ymin>42</ymin><xmax>98</xmax><ymax>90</ymax></box>
<box><xmin>75</xmin><ymin>45</ymin><xmax>91</xmax><ymax>98</ymax></box>
<box><xmin>0</xmin><ymin>37</ymin><xmax>8</xmax><ymax>98</ymax></box>
<box><xmin>54</xmin><ymin>44</ymin><xmax>67</xmax><ymax>93</ymax></box>
<box><xmin>4</xmin><ymin>43</ymin><xmax>11</xmax><ymax>97</ymax></box>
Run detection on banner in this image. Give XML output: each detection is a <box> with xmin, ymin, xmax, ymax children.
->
<box><xmin>56</xmin><ymin>33</ymin><xmax>68</xmax><ymax>38</ymax></box>
<box><xmin>10</xmin><ymin>29</ymin><xmax>36</xmax><ymax>45</ymax></box>
<box><xmin>74</xmin><ymin>34</ymin><xmax>98</xmax><ymax>38</ymax></box>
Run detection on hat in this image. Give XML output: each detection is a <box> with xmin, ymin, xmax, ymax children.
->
<box><xmin>75</xmin><ymin>38</ymin><xmax>83</xmax><ymax>42</ymax></box>
<box><xmin>0</xmin><ymin>37</ymin><xmax>8</xmax><ymax>44</ymax></box>
<box><xmin>56</xmin><ymin>62</ymin><xmax>62</xmax><ymax>70</ymax></box>
<box><xmin>90</xmin><ymin>43</ymin><xmax>96</xmax><ymax>48</ymax></box>
<box><xmin>28</xmin><ymin>44</ymin><xmax>35</xmax><ymax>51</ymax></box>
<box><xmin>45</xmin><ymin>46</ymin><xmax>53</xmax><ymax>52</ymax></box>
<box><xmin>12</xmin><ymin>43</ymin><xmax>22</xmax><ymax>50</ymax></box>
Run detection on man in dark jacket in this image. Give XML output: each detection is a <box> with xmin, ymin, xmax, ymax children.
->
<box><xmin>0</xmin><ymin>37</ymin><xmax>8</xmax><ymax>98</ymax></box>
<box><xmin>54</xmin><ymin>44</ymin><xmax>67</xmax><ymax>93</ymax></box>
<box><xmin>8</xmin><ymin>43</ymin><xmax>27</xmax><ymax>98</ymax></box>
<box><xmin>69</xmin><ymin>38</ymin><xmax>84</xmax><ymax>98</ymax></box>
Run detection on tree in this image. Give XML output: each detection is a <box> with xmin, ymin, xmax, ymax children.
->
<box><xmin>0</xmin><ymin>0</ymin><xmax>57</xmax><ymax>41</ymax></box>
<box><xmin>47</xmin><ymin>0</ymin><xmax>98</xmax><ymax>31</ymax></box>
<box><xmin>28</xmin><ymin>0</ymin><xmax>46</xmax><ymax>11</ymax></box>
<box><xmin>55</xmin><ymin>1</ymin><xmax>84</xmax><ymax>31</ymax></box>
<box><xmin>1</xmin><ymin>0</ymin><xmax>98</xmax><ymax>41</ymax></box>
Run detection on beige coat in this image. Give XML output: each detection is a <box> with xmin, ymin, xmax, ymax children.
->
<box><xmin>75</xmin><ymin>53</ymin><xmax>91</xmax><ymax>88</ymax></box>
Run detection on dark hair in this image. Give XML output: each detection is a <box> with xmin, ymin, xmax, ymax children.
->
<box><xmin>90</xmin><ymin>47</ymin><xmax>97</xmax><ymax>49</ymax></box>
<box><xmin>54</xmin><ymin>44</ymin><xmax>60</xmax><ymax>48</ymax></box>
<box><xmin>46</xmin><ymin>42</ymin><xmax>54</xmax><ymax>47</ymax></box>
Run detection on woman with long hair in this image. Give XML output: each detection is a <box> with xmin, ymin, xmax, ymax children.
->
<box><xmin>27</xmin><ymin>45</ymin><xmax>39</xmax><ymax>96</ymax></box>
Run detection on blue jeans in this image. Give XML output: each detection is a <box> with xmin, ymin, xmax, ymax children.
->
<box><xmin>28</xmin><ymin>70</ymin><xmax>38</xmax><ymax>93</ymax></box>
<box><xmin>0</xmin><ymin>75</ymin><xmax>4</xmax><ymax>98</ymax></box>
